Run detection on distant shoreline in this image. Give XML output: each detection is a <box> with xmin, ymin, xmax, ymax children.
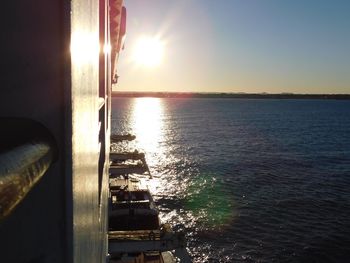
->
<box><xmin>112</xmin><ymin>91</ymin><xmax>350</xmax><ymax>100</ymax></box>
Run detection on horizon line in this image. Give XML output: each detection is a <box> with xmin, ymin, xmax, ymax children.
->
<box><xmin>111</xmin><ymin>91</ymin><xmax>350</xmax><ymax>99</ymax></box>
<box><xmin>112</xmin><ymin>91</ymin><xmax>350</xmax><ymax>95</ymax></box>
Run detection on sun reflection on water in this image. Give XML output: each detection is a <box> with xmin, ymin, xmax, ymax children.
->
<box><xmin>130</xmin><ymin>98</ymin><xmax>236</xmax><ymax>233</ymax></box>
<box><xmin>131</xmin><ymin>98</ymin><xmax>164</xmax><ymax>154</ymax></box>
<box><xmin>131</xmin><ymin>98</ymin><xmax>166</xmax><ymax>193</ymax></box>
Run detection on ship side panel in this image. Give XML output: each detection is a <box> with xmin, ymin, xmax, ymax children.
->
<box><xmin>0</xmin><ymin>0</ymin><xmax>111</xmax><ymax>262</ymax></box>
<box><xmin>71</xmin><ymin>0</ymin><xmax>108</xmax><ymax>262</ymax></box>
<box><xmin>0</xmin><ymin>0</ymin><xmax>69</xmax><ymax>262</ymax></box>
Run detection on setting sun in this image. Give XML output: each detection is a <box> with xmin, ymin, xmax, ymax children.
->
<box><xmin>132</xmin><ymin>36</ymin><xmax>164</xmax><ymax>67</ymax></box>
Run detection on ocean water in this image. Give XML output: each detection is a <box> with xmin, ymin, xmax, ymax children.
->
<box><xmin>111</xmin><ymin>97</ymin><xmax>350</xmax><ymax>263</ymax></box>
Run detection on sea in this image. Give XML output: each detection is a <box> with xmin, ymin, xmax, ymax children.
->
<box><xmin>111</xmin><ymin>97</ymin><xmax>350</xmax><ymax>263</ymax></box>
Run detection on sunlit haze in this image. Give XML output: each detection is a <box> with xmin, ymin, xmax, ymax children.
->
<box><xmin>115</xmin><ymin>0</ymin><xmax>350</xmax><ymax>94</ymax></box>
<box><xmin>132</xmin><ymin>36</ymin><xmax>164</xmax><ymax>67</ymax></box>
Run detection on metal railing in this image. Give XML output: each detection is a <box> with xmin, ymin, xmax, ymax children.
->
<box><xmin>0</xmin><ymin>118</ymin><xmax>57</xmax><ymax>221</ymax></box>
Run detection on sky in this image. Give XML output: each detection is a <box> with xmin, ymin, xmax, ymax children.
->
<box><xmin>115</xmin><ymin>0</ymin><xmax>350</xmax><ymax>94</ymax></box>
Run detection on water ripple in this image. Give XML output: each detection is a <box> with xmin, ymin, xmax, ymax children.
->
<box><xmin>112</xmin><ymin>98</ymin><xmax>350</xmax><ymax>262</ymax></box>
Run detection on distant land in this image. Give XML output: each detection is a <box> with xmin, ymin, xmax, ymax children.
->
<box><xmin>112</xmin><ymin>91</ymin><xmax>350</xmax><ymax>100</ymax></box>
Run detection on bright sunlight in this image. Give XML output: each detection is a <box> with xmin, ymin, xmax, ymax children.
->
<box><xmin>132</xmin><ymin>98</ymin><xmax>164</xmax><ymax>153</ymax></box>
<box><xmin>132</xmin><ymin>36</ymin><xmax>164</xmax><ymax>67</ymax></box>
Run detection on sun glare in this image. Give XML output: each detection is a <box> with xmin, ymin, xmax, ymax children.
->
<box><xmin>132</xmin><ymin>98</ymin><xmax>164</xmax><ymax>153</ymax></box>
<box><xmin>132</xmin><ymin>36</ymin><xmax>164</xmax><ymax>67</ymax></box>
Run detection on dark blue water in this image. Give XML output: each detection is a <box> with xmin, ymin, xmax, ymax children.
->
<box><xmin>112</xmin><ymin>98</ymin><xmax>350</xmax><ymax>263</ymax></box>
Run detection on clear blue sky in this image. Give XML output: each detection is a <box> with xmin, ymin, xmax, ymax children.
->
<box><xmin>115</xmin><ymin>0</ymin><xmax>350</xmax><ymax>94</ymax></box>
